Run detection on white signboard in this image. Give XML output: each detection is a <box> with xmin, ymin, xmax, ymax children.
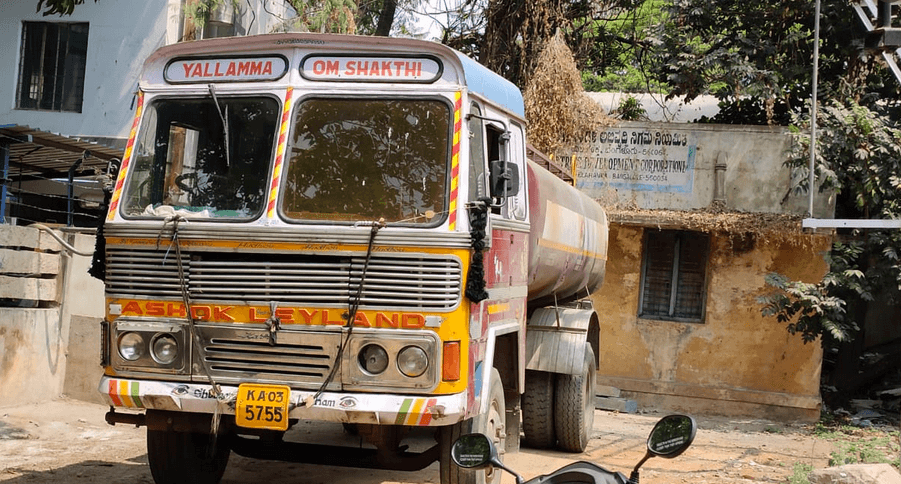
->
<box><xmin>565</xmin><ymin>128</ymin><xmax>697</xmax><ymax>194</ymax></box>
<box><xmin>301</xmin><ymin>55</ymin><xmax>442</xmax><ymax>83</ymax></box>
<box><xmin>165</xmin><ymin>56</ymin><xmax>288</xmax><ymax>83</ymax></box>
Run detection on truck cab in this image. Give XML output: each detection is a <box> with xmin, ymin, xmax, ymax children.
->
<box><xmin>99</xmin><ymin>33</ymin><xmax>606</xmax><ymax>484</ymax></box>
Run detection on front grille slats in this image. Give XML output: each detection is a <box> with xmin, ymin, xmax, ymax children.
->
<box><xmin>199</xmin><ymin>330</ymin><xmax>341</xmax><ymax>386</ymax></box>
<box><xmin>105</xmin><ymin>247</ymin><xmax>462</xmax><ymax>310</ymax></box>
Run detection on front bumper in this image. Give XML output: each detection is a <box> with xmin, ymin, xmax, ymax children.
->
<box><xmin>100</xmin><ymin>376</ymin><xmax>466</xmax><ymax>427</ymax></box>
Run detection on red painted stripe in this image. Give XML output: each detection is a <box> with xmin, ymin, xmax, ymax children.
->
<box><xmin>419</xmin><ymin>398</ymin><xmax>437</xmax><ymax>425</ymax></box>
<box><xmin>108</xmin><ymin>379</ymin><xmax>123</xmax><ymax>407</ymax></box>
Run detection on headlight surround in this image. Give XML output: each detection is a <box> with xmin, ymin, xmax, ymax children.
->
<box><xmin>358</xmin><ymin>344</ymin><xmax>389</xmax><ymax>374</ymax></box>
<box><xmin>151</xmin><ymin>334</ymin><xmax>179</xmax><ymax>365</ymax></box>
<box><xmin>344</xmin><ymin>330</ymin><xmax>439</xmax><ymax>392</ymax></box>
<box><xmin>112</xmin><ymin>320</ymin><xmax>187</xmax><ymax>374</ymax></box>
<box><xmin>397</xmin><ymin>345</ymin><xmax>429</xmax><ymax>377</ymax></box>
<box><xmin>118</xmin><ymin>332</ymin><xmax>145</xmax><ymax>361</ymax></box>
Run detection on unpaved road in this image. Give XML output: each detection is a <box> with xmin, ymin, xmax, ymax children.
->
<box><xmin>0</xmin><ymin>398</ymin><xmax>850</xmax><ymax>483</ymax></box>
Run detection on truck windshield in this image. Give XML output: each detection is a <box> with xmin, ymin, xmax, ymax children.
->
<box><xmin>121</xmin><ymin>96</ymin><xmax>279</xmax><ymax>219</ymax></box>
<box><xmin>280</xmin><ymin>98</ymin><xmax>450</xmax><ymax>225</ymax></box>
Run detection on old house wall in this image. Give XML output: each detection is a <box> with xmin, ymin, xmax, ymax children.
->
<box><xmin>592</xmin><ymin>224</ymin><xmax>831</xmax><ymax>421</ymax></box>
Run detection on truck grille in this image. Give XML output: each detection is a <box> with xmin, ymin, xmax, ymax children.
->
<box><xmin>105</xmin><ymin>248</ymin><xmax>462</xmax><ymax>311</ymax></box>
<box><xmin>197</xmin><ymin>326</ymin><xmax>341</xmax><ymax>389</ymax></box>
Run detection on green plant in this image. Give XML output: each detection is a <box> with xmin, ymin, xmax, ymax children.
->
<box><xmin>615</xmin><ymin>96</ymin><xmax>646</xmax><ymax>121</ymax></box>
<box><xmin>829</xmin><ymin>436</ymin><xmax>894</xmax><ymax>466</ymax></box>
<box><xmin>184</xmin><ymin>0</ymin><xmax>238</xmax><ymax>29</ymax></box>
<box><xmin>787</xmin><ymin>462</ymin><xmax>812</xmax><ymax>484</ymax></box>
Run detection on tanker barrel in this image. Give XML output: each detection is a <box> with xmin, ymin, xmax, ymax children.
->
<box><xmin>526</xmin><ymin>160</ymin><xmax>608</xmax><ymax>308</ymax></box>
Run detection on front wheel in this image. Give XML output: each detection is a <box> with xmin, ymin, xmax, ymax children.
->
<box><xmin>554</xmin><ymin>343</ymin><xmax>597</xmax><ymax>452</ymax></box>
<box><xmin>147</xmin><ymin>428</ymin><xmax>231</xmax><ymax>484</ymax></box>
<box><xmin>439</xmin><ymin>368</ymin><xmax>506</xmax><ymax>484</ymax></box>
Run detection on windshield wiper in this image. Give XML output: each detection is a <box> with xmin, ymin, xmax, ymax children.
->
<box><xmin>209</xmin><ymin>84</ymin><xmax>231</xmax><ymax>168</ymax></box>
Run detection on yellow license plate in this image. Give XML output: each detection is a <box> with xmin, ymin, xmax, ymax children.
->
<box><xmin>235</xmin><ymin>383</ymin><xmax>290</xmax><ymax>431</ymax></box>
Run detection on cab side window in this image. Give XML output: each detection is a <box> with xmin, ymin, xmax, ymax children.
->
<box><xmin>467</xmin><ymin>104</ymin><xmax>487</xmax><ymax>202</ymax></box>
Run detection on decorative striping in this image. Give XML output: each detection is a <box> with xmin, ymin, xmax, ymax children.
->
<box><xmin>107</xmin><ymin>91</ymin><xmax>144</xmax><ymax>221</ymax></box>
<box><xmin>395</xmin><ymin>397</ymin><xmax>438</xmax><ymax>426</ymax></box>
<box><xmin>267</xmin><ymin>87</ymin><xmax>294</xmax><ymax>219</ymax></box>
<box><xmin>448</xmin><ymin>91</ymin><xmax>462</xmax><ymax>230</ymax></box>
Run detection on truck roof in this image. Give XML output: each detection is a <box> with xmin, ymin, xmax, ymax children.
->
<box><xmin>140</xmin><ymin>33</ymin><xmax>525</xmax><ymax>118</ymax></box>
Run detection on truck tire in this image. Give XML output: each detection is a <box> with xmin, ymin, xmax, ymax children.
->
<box><xmin>147</xmin><ymin>428</ymin><xmax>230</xmax><ymax>484</ymax></box>
<box><xmin>521</xmin><ymin>370</ymin><xmax>555</xmax><ymax>448</ymax></box>
<box><xmin>553</xmin><ymin>343</ymin><xmax>596</xmax><ymax>453</ymax></box>
<box><xmin>439</xmin><ymin>368</ymin><xmax>505</xmax><ymax>484</ymax></box>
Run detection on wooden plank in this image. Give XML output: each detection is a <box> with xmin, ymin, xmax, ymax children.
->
<box><xmin>0</xmin><ymin>249</ymin><xmax>60</xmax><ymax>276</ymax></box>
<box><xmin>0</xmin><ymin>275</ymin><xmax>58</xmax><ymax>302</ymax></box>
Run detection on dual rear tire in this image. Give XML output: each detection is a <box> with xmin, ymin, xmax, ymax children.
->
<box><xmin>521</xmin><ymin>342</ymin><xmax>596</xmax><ymax>453</ymax></box>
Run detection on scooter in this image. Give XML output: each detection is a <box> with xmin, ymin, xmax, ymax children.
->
<box><xmin>451</xmin><ymin>414</ymin><xmax>697</xmax><ymax>484</ymax></box>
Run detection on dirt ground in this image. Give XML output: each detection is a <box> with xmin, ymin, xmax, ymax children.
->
<box><xmin>0</xmin><ymin>398</ymin><xmax>893</xmax><ymax>484</ymax></box>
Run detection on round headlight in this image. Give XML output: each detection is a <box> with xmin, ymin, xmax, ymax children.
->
<box><xmin>358</xmin><ymin>344</ymin><xmax>389</xmax><ymax>374</ymax></box>
<box><xmin>118</xmin><ymin>332</ymin><xmax>144</xmax><ymax>361</ymax></box>
<box><xmin>151</xmin><ymin>334</ymin><xmax>179</xmax><ymax>365</ymax></box>
<box><xmin>397</xmin><ymin>345</ymin><xmax>428</xmax><ymax>378</ymax></box>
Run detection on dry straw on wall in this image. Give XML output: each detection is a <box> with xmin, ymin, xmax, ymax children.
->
<box><xmin>524</xmin><ymin>31</ymin><xmax>612</xmax><ymax>156</ymax></box>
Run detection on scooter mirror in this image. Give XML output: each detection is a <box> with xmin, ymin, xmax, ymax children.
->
<box><xmin>451</xmin><ymin>433</ymin><xmax>496</xmax><ymax>469</ymax></box>
<box><xmin>646</xmin><ymin>414</ymin><xmax>697</xmax><ymax>458</ymax></box>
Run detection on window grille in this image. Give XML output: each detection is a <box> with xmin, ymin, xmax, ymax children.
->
<box><xmin>639</xmin><ymin>230</ymin><xmax>709</xmax><ymax>322</ymax></box>
<box><xmin>16</xmin><ymin>21</ymin><xmax>89</xmax><ymax>113</ymax></box>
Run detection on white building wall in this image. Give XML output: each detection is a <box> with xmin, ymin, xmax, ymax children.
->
<box><xmin>0</xmin><ymin>0</ymin><xmax>295</xmax><ymax>144</ymax></box>
<box><xmin>0</xmin><ymin>1</ymin><xmax>171</xmax><ymax>142</ymax></box>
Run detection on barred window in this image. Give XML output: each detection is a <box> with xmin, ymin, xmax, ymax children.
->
<box><xmin>639</xmin><ymin>230</ymin><xmax>708</xmax><ymax>322</ymax></box>
<box><xmin>16</xmin><ymin>21</ymin><xmax>89</xmax><ymax>113</ymax></box>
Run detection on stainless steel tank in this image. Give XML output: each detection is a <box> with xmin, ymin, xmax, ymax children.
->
<box><xmin>526</xmin><ymin>161</ymin><xmax>608</xmax><ymax>308</ymax></box>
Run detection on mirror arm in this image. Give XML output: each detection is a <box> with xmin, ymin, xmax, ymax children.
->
<box><xmin>490</xmin><ymin>457</ymin><xmax>525</xmax><ymax>484</ymax></box>
<box><xmin>631</xmin><ymin>452</ymin><xmax>651</xmax><ymax>476</ymax></box>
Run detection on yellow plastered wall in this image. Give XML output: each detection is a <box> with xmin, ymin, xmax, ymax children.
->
<box><xmin>591</xmin><ymin>224</ymin><xmax>831</xmax><ymax>421</ymax></box>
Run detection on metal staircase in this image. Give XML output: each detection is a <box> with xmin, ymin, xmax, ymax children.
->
<box><xmin>852</xmin><ymin>0</ymin><xmax>901</xmax><ymax>84</ymax></box>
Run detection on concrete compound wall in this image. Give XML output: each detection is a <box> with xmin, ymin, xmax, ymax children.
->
<box><xmin>560</xmin><ymin>121</ymin><xmax>834</xmax><ymax>217</ymax></box>
<box><xmin>0</xmin><ymin>225</ymin><xmax>104</xmax><ymax>408</ymax></box>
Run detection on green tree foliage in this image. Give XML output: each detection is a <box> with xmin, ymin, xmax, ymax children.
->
<box><xmin>760</xmin><ymin>99</ymin><xmax>901</xmax><ymax>349</ymax></box>
<box><xmin>580</xmin><ymin>0</ymin><xmax>669</xmax><ymax>92</ymax></box>
<box><xmin>649</xmin><ymin>0</ymin><xmax>881</xmax><ymax>125</ymax></box>
<box><xmin>36</xmin><ymin>0</ymin><xmax>96</xmax><ymax>16</ymax></box>
<box><xmin>282</xmin><ymin>0</ymin><xmax>358</xmax><ymax>33</ymax></box>
<box><xmin>356</xmin><ymin>0</ymin><xmax>424</xmax><ymax>37</ymax></box>
<box><xmin>442</xmin><ymin>0</ymin><xmax>657</xmax><ymax>89</ymax></box>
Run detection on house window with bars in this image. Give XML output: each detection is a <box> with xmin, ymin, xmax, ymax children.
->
<box><xmin>16</xmin><ymin>21</ymin><xmax>89</xmax><ymax>113</ymax></box>
<box><xmin>639</xmin><ymin>230</ymin><xmax>709</xmax><ymax>322</ymax></box>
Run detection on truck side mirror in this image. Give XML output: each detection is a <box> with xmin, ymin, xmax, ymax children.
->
<box><xmin>489</xmin><ymin>160</ymin><xmax>520</xmax><ymax>198</ymax></box>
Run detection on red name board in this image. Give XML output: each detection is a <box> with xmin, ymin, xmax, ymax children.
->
<box><xmin>165</xmin><ymin>55</ymin><xmax>288</xmax><ymax>83</ymax></box>
<box><xmin>301</xmin><ymin>55</ymin><xmax>442</xmax><ymax>83</ymax></box>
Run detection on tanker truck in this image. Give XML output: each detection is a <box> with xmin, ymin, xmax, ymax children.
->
<box><xmin>97</xmin><ymin>33</ymin><xmax>608</xmax><ymax>484</ymax></box>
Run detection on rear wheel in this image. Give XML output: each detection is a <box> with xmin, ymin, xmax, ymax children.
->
<box><xmin>147</xmin><ymin>428</ymin><xmax>230</xmax><ymax>484</ymax></box>
<box><xmin>440</xmin><ymin>368</ymin><xmax>505</xmax><ymax>484</ymax></box>
<box><xmin>521</xmin><ymin>370</ymin><xmax>555</xmax><ymax>448</ymax></box>
<box><xmin>554</xmin><ymin>343</ymin><xmax>596</xmax><ymax>453</ymax></box>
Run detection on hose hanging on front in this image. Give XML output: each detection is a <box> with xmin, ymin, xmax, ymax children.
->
<box><xmin>465</xmin><ymin>198</ymin><xmax>492</xmax><ymax>303</ymax></box>
<box><xmin>305</xmin><ymin>219</ymin><xmax>385</xmax><ymax>407</ymax></box>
